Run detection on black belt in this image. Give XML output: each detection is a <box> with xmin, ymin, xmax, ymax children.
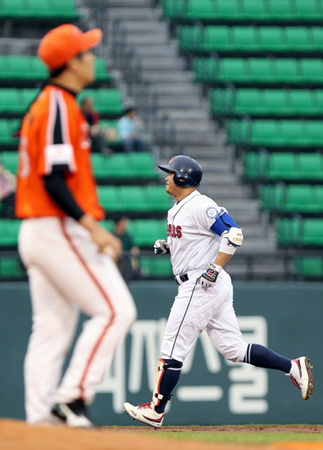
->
<box><xmin>175</xmin><ymin>273</ymin><xmax>189</xmax><ymax>285</ymax></box>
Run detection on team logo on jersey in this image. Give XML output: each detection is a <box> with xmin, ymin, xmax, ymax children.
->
<box><xmin>206</xmin><ymin>207</ymin><xmax>217</xmax><ymax>219</ymax></box>
<box><xmin>167</xmin><ymin>224</ymin><xmax>182</xmax><ymax>238</ymax></box>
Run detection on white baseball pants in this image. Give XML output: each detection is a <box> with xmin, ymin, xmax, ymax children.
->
<box><xmin>161</xmin><ymin>269</ymin><xmax>248</xmax><ymax>363</ymax></box>
<box><xmin>19</xmin><ymin>217</ymin><xmax>137</xmax><ymax>424</ymax></box>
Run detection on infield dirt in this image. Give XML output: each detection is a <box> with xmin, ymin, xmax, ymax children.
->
<box><xmin>1</xmin><ymin>420</ymin><xmax>323</xmax><ymax>450</ymax></box>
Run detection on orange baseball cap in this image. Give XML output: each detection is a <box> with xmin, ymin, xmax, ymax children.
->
<box><xmin>38</xmin><ymin>24</ymin><xmax>103</xmax><ymax>70</ymax></box>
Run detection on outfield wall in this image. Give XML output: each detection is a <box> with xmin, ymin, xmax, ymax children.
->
<box><xmin>0</xmin><ymin>281</ymin><xmax>321</xmax><ymax>426</ymax></box>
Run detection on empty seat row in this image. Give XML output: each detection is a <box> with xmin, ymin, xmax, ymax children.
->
<box><xmin>97</xmin><ymin>186</ymin><xmax>172</xmax><ymax>213</ymax></box>
<box><xmin>0</xmin><ymin>88</ymin><xmax>124</xmax><ymax>116</ymax></box>
<box><xmin>91</xmin><ymin>153</ymin><xmax>159</xmax><ymax>180</ymax></box>
<box><xmin>0</xmin><ymin>254</ymin><xmax>172</xmax><ymax>280</ymax></box>
<box><xmin>277</xmin><ymin>218</ymin><xmax>323</xmax><ymax>247</ymax></box>
<box><xmin>1</xmin><ymin>151</ymin><xmax>159</xmax><ymax>181</ymax></box>
<box><xmin>228</xmin><ymin>119</ymin><xmax>323</xmax><ymax>148</ymax></box>
<box><xmin>194</xmin><ymin>58</ymin><xmax>323</xmax><ymax>84</ymax></box>
<box><xmin>179</xmin><ymin>26</ymin><xmax>323</xmax><ymax>53</ymax></box>
<box><xmin>78</xmin><ymin>89</ymin><xmax>124</xmax><ymax>116</ymax></box>
<box><xmin>0</xmin><ymin>120</ymin><xmax>121</xmax><ymax>148</ymax></box>
<box><xmin>211</xmin><ymin>88</ymin><xmax>323</xmax><ymax>117</ymax></box>
<box><xmin>0</xmin><ymin>0</ymin><xmax>79</xmax><ymax>19</ymax></box>
<box><xmin>163</xmin><ymin>0</ymin><xmax>323</xmax><ymax>22</ymax></box>
<box><xmin>244</xmin><ymin>152</ymin><xmax>323</xmax><ymax>181</ymax></box>
<box><xmin>0</xmin><ymin>218</ymin><xmax>167</xmax><ymax>248</ymax></box>
<box><xmin>0</xmin><ymin>56</ymin><xmax>112</xmax><ymax>83</ymax></box>
<box><xmin>260</xmin><ymin>184</ymin><xmax>323</xmax><ymax>213</ymax></box>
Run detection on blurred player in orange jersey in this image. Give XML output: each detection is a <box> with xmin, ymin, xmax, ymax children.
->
<box><xmin>15</xmin><ymin>24</ymin><xmax>136</xmax><ymax>427</ymax></box>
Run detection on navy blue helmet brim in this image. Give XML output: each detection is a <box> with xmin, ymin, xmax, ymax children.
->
<box><xmin>158</xmin><ymin>164</ymin><xmax>173</xmax><ymax>173</ymax></box>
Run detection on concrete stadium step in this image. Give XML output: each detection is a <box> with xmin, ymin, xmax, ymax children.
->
<box><xmin>143</xmin><ymin>70</ymin><xmax>195</xmax><ymax>83</ymax></box>
<box><xmin>140</xmin><ymin>57</ymin><xmax>185</xmax><ymax>70</ymax></box>
<box><xmin>123</xmin><ymin>21</ymin><xmax>167</xmax><ymax>33</ymax></box>
<box><xmin>136</xmin><ymin>44</ymin><xmax>179</xmax><ymax>57</ymax></box>
<box><xmin>107</xmin><ymin>0</ymin><xmax>152</xmax><ymax>6</ymax></box>
<box><xmin>107</xmin><ymin>8</ymin><xmax>158</xmax><ymax>20</ymax></box>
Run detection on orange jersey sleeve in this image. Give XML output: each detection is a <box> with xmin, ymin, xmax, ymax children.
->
<box><xmin>15</xmin><ymin>84</ymin><xmax>104</xmax><ymax>220</ymax></box>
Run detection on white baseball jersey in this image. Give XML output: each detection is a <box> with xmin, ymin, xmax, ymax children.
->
<box><xmin>167</xmin><ymin>190</ymin><xmax>227</xmax><ymax>276</ymax></box>
<box><xmin>160</xmin><ymin>190</ymin><xmax>247</xmax><ymax>364</ymax></box>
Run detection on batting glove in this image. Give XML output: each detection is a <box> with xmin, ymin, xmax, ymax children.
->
<box><xmin>154</xmin><ymin>239</ymin><xmax>170</xmax><ymax>255</ymax></box>
<box><xmin>199</xmin><ymin>263</ymin><xmax>222</xmax><ymax>289</ymax></box>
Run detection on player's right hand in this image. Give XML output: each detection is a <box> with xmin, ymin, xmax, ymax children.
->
<box><xmin>154</xmin><ymin>239</ymin><xmax>170</xmax><ymax>254</ymax></box>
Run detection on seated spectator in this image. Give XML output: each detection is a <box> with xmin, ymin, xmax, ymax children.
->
<box><xmin>113</xmin><ymin>216</ymin><xmax>140</xmax><ymax>283</ymax></box>
<box><xmin>81</xmin><ymin>96</ymin><xmax>111</xmax><ymax>154</ymax></box>
<box><xmin>118</xmin><ymin>107</ymin><xmax>147</xmax><ymax>153</ymax></box>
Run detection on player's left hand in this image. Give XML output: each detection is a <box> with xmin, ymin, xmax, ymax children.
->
<box><xmin>198</xmin><ymin>263</ymin><xmax>221</xmax><ymax>289</ymax></box>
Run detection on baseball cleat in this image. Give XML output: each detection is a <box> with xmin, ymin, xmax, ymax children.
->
<box><xmin>51</xmin><ymin>398</ymin><xmax>95</xmax><ymax>428</ymax></box>
<box><xmin>123</xmin><ymin>402</ymin><xmax>164</xmax><ymax>428</ymax></box>
<box><xmin>287</xmin><ymin>356</ymin><xmax>314</xmax><ymax>400</ymax></box>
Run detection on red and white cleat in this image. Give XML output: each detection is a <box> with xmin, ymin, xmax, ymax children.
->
<box><xmin>288</xmin><ymin>357</ymin><xmax>314</xmax><ymax>400</ymax></box>
<box><xmin>123</xmin><ymin>402</ymin><xmax>164</xmax><ymax>428</ymax></box>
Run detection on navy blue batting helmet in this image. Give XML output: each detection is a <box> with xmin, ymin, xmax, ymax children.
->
<box><xmin>158</xmin><ymin>155</ymin><xmax>203</xmax><ymax>187</ymax></box>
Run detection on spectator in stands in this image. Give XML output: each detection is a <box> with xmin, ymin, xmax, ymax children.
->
<box><xmin>113</xmin><ymin>216</ymin><xmax>140</xmax><ymax>283</ymax></box>
<box><xmin>81</xmin><ymin>96</ymin><xmax>110</xmax><ymax>154</ymax></box>
<box><xmin>118</xmin><ymin>107</ymin><xmax>147</xmax><ymax>153</ymax></box>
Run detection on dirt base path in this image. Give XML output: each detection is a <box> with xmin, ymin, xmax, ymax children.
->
<box><xmin>1</xmin><ymin>419</ymin><xmax>323</xmax><ymax>450</ymax></box>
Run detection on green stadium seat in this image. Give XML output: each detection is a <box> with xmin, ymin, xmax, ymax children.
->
<box><xmin>0</xmin><ymin>257</ymin><xmax>25</xmax><ymax>279</ymax></box>
<box><xmin>128</xmin><ymin>219</ymin><xmax>167</xmax><ymax>247</ymax></box>
<box><xmin>294</xmin><ymin>0</ymin><xmax>322</xmax><ymax>21</ymax></box>
<box><xmin>240</xmin><ymin>0</ymin><xmax>268</xmax><ymax>20</ymax></box>
<box><xmin>285</xmin><ymin>27</ymin><xmax>312</xmax><ymax>52</ymax></box>
<box><xmin>140</xmin><ymin>256</ymin><xmax>172</xmax><ymax>278</ymax></box>
<box><xmin>0</xmin><ymin>151</ymin><xmax>19</xmax><ymax>173</ymax></box>
<box><xmin>0</xmin><ymin>89</ymin><xmax>20</xmax><ymax>114</ymax></box>
<box><xmin>298</xmin><ymin>154</ymin><xmax>323</xmax><ymax>180</ymax></box>
<box><xmin>259</xmin><ymin>185</ymin><xmax>284</xmax><ymax>211</ymax></box>
<box><xmin>311</xmin><ymin>28</ymin><xmax>323</xmax><ymax>51</ymax></box>
<box><xmin>0</xmin><ymin>120</ymin><xmax>20</xmax><ymax>145</ymax></box>
<box><xmin>231</xmin><ymin>27</ymin><xmax>259</xmax><ymax>51</ymax></box>
<box><xmin>300</xmin><ymin>59</ymin><xmax>323</xmax><ymax>83</ymax></box>
<box><xmin>119</xmin><ymin>186</ymin><xmax>147</xmax><ymax>212</ymax></box>
<box><xmin>101</xmin><ymin>219</ymin><xmax>115</xmax><ymax>232</ymax></box>
<box><xmin>162</xmin><ymin>0</ymin><xmax>185</xmax><ymax>19</ymax></box>
<box><xmin>267</xmin><ymin>0</ymin><xmax>294</xmax><ymax>20</ymax></box>
<box><xmin>276</xmin><ymin>218</ymin><xmax>301</xmax><ymax>246</ymax></box>
<box><xmin>0</xmin><ymin>219</ymin><xmax>21</xmax><ymax>246</ymax></box>
<box><xmin>243</xmin><ymin>152</ymin><xmax>267</xmax><ymax>180</ymax></box>
<box><xmin>129</xmin><ymin>153</ymin><xmax>159</xmax><ymax>178</ymax></box>
<box><xmin>105</xmin><ymin>154</ymin><xmax>132</xmax><ymax>178</ymax></box>
<box><xmin>285</xmin><ymin>185</ymin><xmax>323</xmax><ymax>213</ymax></box>
<box><xmin>268</xmin><ymin>153</ymin><xmax>299</xmax><ymax>180</ymax></box>
<box><xmin>274</xmin><ymin>59</ymin><xmax>302</xmax><ymax>84</ymax></box>
<box><xmin>218</xmin><ymin>59</ymin><xmax>248</xmax><ymax>83</ymax></box>
<box><xmin>294</xmin><ymin>258</ymin><xmax>323</xmax><ymax>278</ymax></box>
<box><xmin>145</xmin><ymin>186</ymin><xmax>173</xmax><ymax>212</ymax></box>
<box><xmin>80</xmin><ymin>89</ymin><xmax>124</xmax><ymax>116</ymax></box>
<box><xmin>187</xmin><ymin>0</ymin><xmax>241</xmax><ymax>21</ymax></box>
<box><xmin>97</xmin><ymin>186</ymin><xmax>122</xmax><ymax>212</ymax></box>
<box><xmin>203</xmin><ymin>26</ymin><xmax>232</xmax><ymax>51</ymax></box>
<box><xmin>259</xmin><ymin>27</ymin><xmax>286</xmax><ymax>52</ymax></box>
<box><xmin>178</xmin><ymin>26</ymin><xmax>202</xmax><ymax>51</ymax></box>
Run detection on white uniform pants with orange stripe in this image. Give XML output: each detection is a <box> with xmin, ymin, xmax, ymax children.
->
<box><xmin>18</xmin><ymin>217</ymin><xmax>137</xmax><ymax>424</ymax></box>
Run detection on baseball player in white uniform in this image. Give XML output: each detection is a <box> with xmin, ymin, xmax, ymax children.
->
<box><xmin>124</xmin><ymin>155</ymin><xmax>314</xmax><ymax>428</ymax></box>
